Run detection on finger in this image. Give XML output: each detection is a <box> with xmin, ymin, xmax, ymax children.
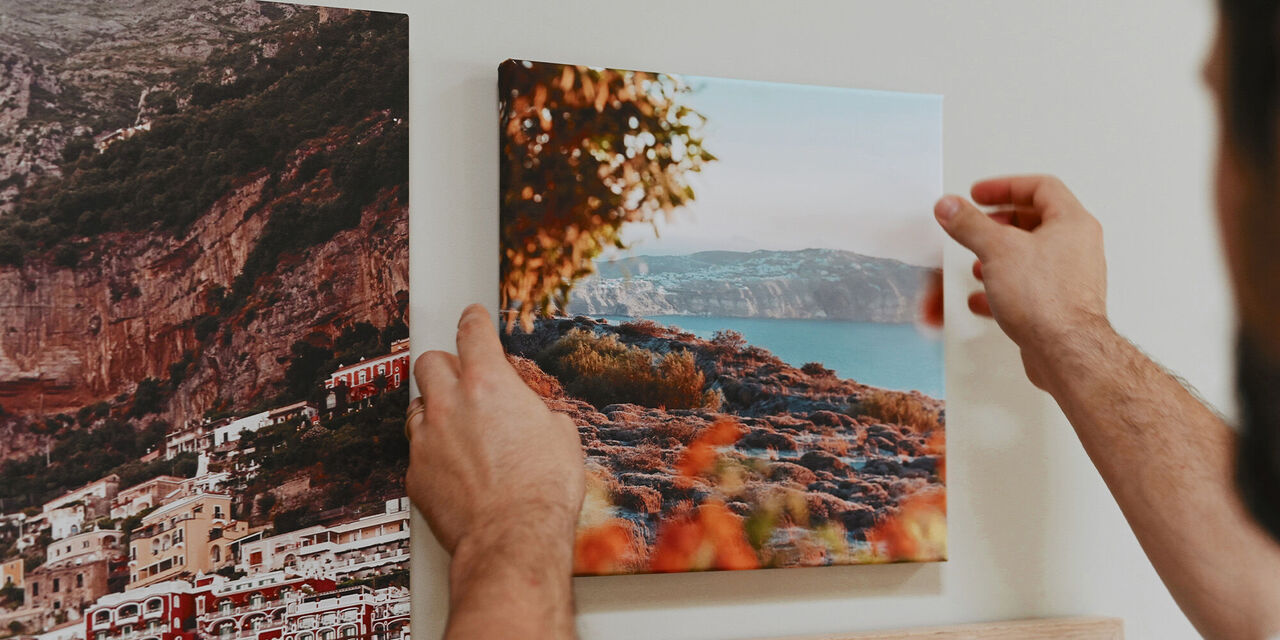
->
<box><xmin>920</xmin><ymin>270</ymin><xmax>943</xmax><ymax>328</ymax></box>
<box><xmin>987</xmin><ymin>207</ymin><xmax>1042</xmax><ymax>231</ymax></box>
<box><xmin>971</xmin><ymin>175</ymin><xmax>1079</xmax><ymax>218</ymax></box>
<box><xmin>972</xmin><ymin>260</ymin><xmax>983</xmax><ymax>281</ymax></box>
<box><xmin>414</xmin><ymin>350</ymin><xmax>460</xmax><ymax>400</ymax></box>
<box><xmin>967</xmin><ymin>291</ymin><xmax>993</xmax><ymax>317</ymax></box>
<box><xmin>455</xmin><ymin>304</ymin><xmax>509</xmax><ymax>374</ymax></box>
<box><xmin>405</xmin><ymin>396</ymin><xmax>426</xmax><ymax>440</ymax></box>
<box><xmin>935</xmin><ymin>195</ymin><xmax>1012</xmax><ymax>260</ymax></box>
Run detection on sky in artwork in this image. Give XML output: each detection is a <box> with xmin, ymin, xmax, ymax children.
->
<box><xmin>610</xmin><ymin>74</ymin><xmax>944</xmax><ymax>267</ymax></box>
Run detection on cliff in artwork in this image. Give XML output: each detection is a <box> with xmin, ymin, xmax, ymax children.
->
<box><xmin>569</xmin><ymin>249</ymin><xmax>935</xmax><ymax>323</ymax></box>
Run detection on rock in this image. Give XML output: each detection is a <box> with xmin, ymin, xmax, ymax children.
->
<box><xmin>768</xmin><ymin>462</ymin><xmax>817</xmax><ymax>486</ymax></box>
<box><xmin>797</xmin><ymin>451</ymin><xmax>849</xmax><ymax>474</ymax></box>
<box><xmin>904</xmin><ymin>456</ymin><xmax>939</xmax><ymax>475</ymax></box>
<box><xmin>613</xmin><ymin>485</ymin><xmax>662</xmax><ymax>514</ymax></box>
<box><xmin>808</xmin><ymin>410</ymin><xmax>849</xmax><ymax>427</ymax></box>
<box><xmin>805</xmin><ymin>492</ymin><xmax>851</xmax><ymax>522</ymax></box>
<box><xmin>839</xmin><ymin>503</ymin><xmax>879</xmax><ymax>536</ymax></box>
<box><xmin>861</xmin><ymin>458</ymin><xmax>905</xmax><ymax>477</ymax></box>
<box><xmin>741</xmin><ymin>428</ymin><xmax>797</xmax><ymax>451</ymax></box>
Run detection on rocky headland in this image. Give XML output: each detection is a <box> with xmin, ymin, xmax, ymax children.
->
<box><xmin>567</xmin><ymin>249</ymin><xmax>936</xmax><ymax>323</ymax></box>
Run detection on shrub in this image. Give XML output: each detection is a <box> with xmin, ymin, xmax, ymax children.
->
<box><xmin>856</xmin><ymin>389</ymin><xmax>941</xmax><ymax>433</ymax></box>
<box><xmin>539</xmin><ymin>329</ymin><xmax>718</xmax><ymax>410</ymax></box>
<box><xmin>801</xmin><ymin>362</ymin><xmax>834</xmax><ymax>377</ymax></box>
<box><xmin>711</xmin><ymin>330</ymin><xmax>747</xmax><ymax>353</ymax></box>
<box><xmin>616</xmin><ymin>319</ymin><xmax>665</xmax><ymax>338</ymax></box>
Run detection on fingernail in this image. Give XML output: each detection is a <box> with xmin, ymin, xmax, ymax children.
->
<box><xmin>935</xmin><ymin>196</ymin><xmax>960</xmax><ymax>223</ymax></box>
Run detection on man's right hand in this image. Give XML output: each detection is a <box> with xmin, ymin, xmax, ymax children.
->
<box><xmin>934</xmin><ymin>175</ymin><xmax>1110</xmax><ymax>390</ymax></box>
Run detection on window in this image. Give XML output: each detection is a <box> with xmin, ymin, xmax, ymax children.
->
<box><xmin>320</xmin><ymin>630</ymin><xmax>336</xmax><ymax>640</ymax></box>
<box><xmin>341</xmin><ymin>626</ymin><xmax>357</xmax><ymax>638</ymax></box>
<box><xmin>76</xmin><ymin>574</ymin><xmax>84</xmax><ymax>588</ymax></box>
<box><xmin>173</xmin><ymin>529</ymin><xmax>183</xmax><ymax>544</ymax></box>
<box><xmin>52</xmin><ymin>578</ymin><xmax>60</xmax><ymax>593</ymax></box>
<box><xmin>146</xmin><ymin>598</ymin><xmax>163</xmax><ymax>612</ymax></box>
<box><xmin>213</xmin><ymin>506</ymin><xmax>223</xmax><ymax>519</ymax></box>
<box><xmin>31</xmin><ymin>582</ymin><xmax>38</xmax><ymax>597</ymax></box>
<box><xmin>358</xmin><ymin>371</ymin><xmax>367</xmax><ymax>384</ymax></box>
<box><xmin>95</xmin><ymin>610</ymin><xmax>110</xmax><ymax>624</ymax></box>
<box><xmin>219</xmin><ymin>599</ymin><xmax>233</xmax><ymax>614</ymax></box>
<box><xmin>130</xmin><ymin>547</ymin><xmax>137</xmax><ymax>560</ymax></box>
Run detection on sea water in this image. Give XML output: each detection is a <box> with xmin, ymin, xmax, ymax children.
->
<box><xmin>603</xmin><ymin>315</ymin><xmax>945</xmax><ymax>399</ymax></box>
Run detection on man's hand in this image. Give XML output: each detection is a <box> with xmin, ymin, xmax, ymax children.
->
<box><xmin>934</xmin><ymin>175</ymin><xmax>1108</xmax><ymax>390</ymax></box>
<box><xmin>407</xmin><ymin>303</ymin><xmax>584</xmax><ymax>640</ymax></box>
<box><xmin>936</xmin><ymin>176</ymin><xmax>1280</xmax><ymax>639</ymax></box>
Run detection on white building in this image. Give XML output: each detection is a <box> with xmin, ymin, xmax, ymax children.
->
<box><xmin>212</xmin><ymin>412</ymin><xmax>270</xmax><ymax>447</ymax></box>
<box><xmin>237</xmin><ymin>499</ymin><xmax>410</xmax><ymax>581</ymax></box>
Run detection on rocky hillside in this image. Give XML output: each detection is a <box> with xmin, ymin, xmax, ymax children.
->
<box><xmin>568</xmin><ymin>249</ymin><xmax>935</xmax><ymax>323</ymax></box>
<box><xmin>0</xmin><ymin>5</ymin><xmax>408</xmax><ymax>434</ymax></box>
<box><xmin>504</xmin><ymin>317</ymin><xmax>946</xmax><ymax>571</ymax></box>
<box><xmin>0</xmin><ymin>0</ymin><xmax>315</xmax><ymax>210</ymax></box>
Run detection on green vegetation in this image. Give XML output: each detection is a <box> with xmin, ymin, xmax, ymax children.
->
<box><xmin>538</xmin><ymin>329</ymin><xmax>721</xmax><ymax>410</ymax></box>
<box><xmin>0</xmin><ymin>10</ymin><xmax>409</xmax><ymax>267</ymax></box>
<box><xmin>0</xmin><ymin>417</ymin><xmax>175</xmax><ymax>512</ymax></box>
<box><xmin>282</xmin><ymin>320</ymin><xmax>408</xmax><ymax>407</ymax></box>
<box><xmin>247</xmin><ymin>386</ymin><xmax>409</xmax><ymax>529</ymax></box>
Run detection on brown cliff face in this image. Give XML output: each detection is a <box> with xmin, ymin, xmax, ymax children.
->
<box><xmin>0</xmin><ymin>124</ymin><xmax>408</xmax><ymax>427</ymax></box>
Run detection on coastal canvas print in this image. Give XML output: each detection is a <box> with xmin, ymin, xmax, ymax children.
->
<box><xmin>0</xmin><ymin>3</ymin><xmax>410</xmax><ymax>639</ymax></box>
<box><xmin>499</xmin><ymin>60</ymin><xmax>946</xmax><ymax>575</ymax></box>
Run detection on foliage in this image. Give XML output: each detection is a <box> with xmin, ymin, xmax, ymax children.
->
<box><xmin>0</xmin><ymin>583</ymin><xmax>22</xmax><ymax>609</ymax></box>
<box><xmin>128</xmin><ymin>378</ymin><xmax>167</xmax><ymax>417</ymax></box>
<box><xmin>0</xmin><ymin>10</ymin><xmax>409</xmax><ymax>266</ymax></box>
<box><xmin>281</xmin><ymin>321</ymin><xmax>405</xmax><ymax>406</ymax></box>
<box><xmin>248</xmin><ymin>386</ymin><xmax>409</xmax><ymax>527</ymax></box>
<box><xmin>856</xmin><ymin>389</ymin><xmax>942</xmax><ymax>433</ymax></box>
<box><xmin>499</xmin><ymin>59</ymin><xmax>715</xmax><ymax>330</ymax></box>
<box><xmin>0</xmin><ymin>416</ymin><xmax>168</xmax><ymax>511</ymax></box>
<box><xmin>538</xmin><ymin>329</ymin><xmax>719</xmax><ymax>410</ymax></box>
<box><xmin>801</xmin><ymin>362</ymin><xmax>835</xmax><ymax>377</ymax></box>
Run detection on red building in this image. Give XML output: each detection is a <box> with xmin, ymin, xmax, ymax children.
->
<box><xmin>324</xmin><ymin>339</ymin><xmax>409</xmax><ymax>406</ymax></box>
<box><xmin>196</xmin><ymin>572</ymin><xmax>337</xmax><ymax>640</ymax></box>
<box><xmin>85</xmin><ymin>572</ymin><xmax>338</xmax><ymax>640</ymax></box>
<box><xmin>85</xmin><ymin>579</ymin><xmax>203</xmax><ymax>640</ymax></box>
<box><xmin>281</xmin><ymin>585</ymin><xmax>409</xmax><ymax>640</ymax></box>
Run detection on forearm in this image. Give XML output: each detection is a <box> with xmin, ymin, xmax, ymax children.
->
<box><xmin>1030</xmin><ymin>320</ymin><xmax>1280</xmax><ymax>639</ymax></box>
<box><xmin>445</xmin><ymin>519</ymin><xmax>577</xmax><ymax>640</ymax></box>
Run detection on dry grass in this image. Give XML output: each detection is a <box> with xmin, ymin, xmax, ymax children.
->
<box><xmin>540</xmin><ymin>329</ymin><xmax>720</xmax><ymax>410</ymax></box>
<box><xmin>856</xmin><ymin>389</ymin><xmax>941</xmax><ymax>433</ymax></box>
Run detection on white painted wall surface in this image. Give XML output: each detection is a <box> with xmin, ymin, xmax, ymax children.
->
<box><xmin>304</xmin><ymin>0</ymin><xmax>1230</xmax><ymax>637</ymax></box>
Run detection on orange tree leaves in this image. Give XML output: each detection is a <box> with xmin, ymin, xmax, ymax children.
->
<box><xmin>499</xmin><ymin>59</ymin><xmax>715</xmax><ymax>331</ymax></box>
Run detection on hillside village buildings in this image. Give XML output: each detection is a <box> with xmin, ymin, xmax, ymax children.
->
<box><xmin>325</xmin><ymin>339</ymin><xmax>409</xmax><ymax>408</ymax></box>
<box><xmin>0</xmin><ymin>343</ymin><xmax>410</xmax><ymax>640</ymax></box>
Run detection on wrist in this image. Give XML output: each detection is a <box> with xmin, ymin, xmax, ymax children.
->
<box><xmin>1019</xmin><ymin>312</ymin><xmax>1121</xmax><ymax>395</ymax></box>
<box><xmin>446</xmin><ymin>516</ymin><xmax>577</xmax><ymax>639</ymax></box>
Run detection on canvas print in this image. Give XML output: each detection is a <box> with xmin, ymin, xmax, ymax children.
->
<box><xmin>499</xmin><ymin>59</ymin><xmax>945</xmax><ymax>575</ymax></box>
<box><xmin>0</xmin><ymin>3</ymin><xmax>409</xmax><ymax>639</ymax></box>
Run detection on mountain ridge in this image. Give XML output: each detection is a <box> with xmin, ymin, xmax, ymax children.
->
<box><xmin>569</xmin><ymin>248</ymin><xmax>936</xmax><ymax>323</ymax></box>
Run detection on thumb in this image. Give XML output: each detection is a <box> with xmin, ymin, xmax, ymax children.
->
<box><xmin>935</xmin><ymin>195</ymin><xmax>1006</xmax><ymax>259</ymax></box>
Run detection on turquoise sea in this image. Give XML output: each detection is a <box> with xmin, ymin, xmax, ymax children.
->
<box><xmin>603</xmin><ymin>315</ymin><xmax>945</xmax><ymax>399</ymax></box>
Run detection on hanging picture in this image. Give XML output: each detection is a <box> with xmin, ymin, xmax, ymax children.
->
<box><xmin>0</xmin><ymin>3</ymin><xmax>410</xmax><ymax>638</ymax></box>
<box><xmin>499</xmin><ymin>59</ymin><xmax>946</xmax><ymax>575</ymax></box>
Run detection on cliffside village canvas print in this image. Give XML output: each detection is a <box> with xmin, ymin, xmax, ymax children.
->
<box><xmin>499</xmin><ymin>60</ymin><xmax>946</xmax><ymax>575</ymax></box>
<box><xmin>0</xmin><ymin>2</ymin><xmax>410</xmax><ymax>640</ymax></box>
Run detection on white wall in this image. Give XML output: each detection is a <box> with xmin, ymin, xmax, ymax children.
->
<box><xmin>404</xmin><ymin>1</ymin><xmax>1227</xmax><ymax>638</ymax></box>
